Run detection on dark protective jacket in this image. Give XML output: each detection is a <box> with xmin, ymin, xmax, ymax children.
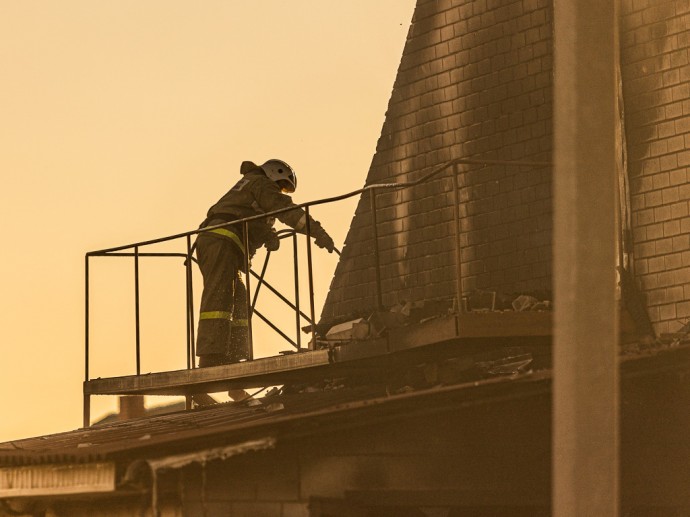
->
<box><xmin>202</xmin><ymin>162</ymin><xmax>326</xmax><ymax>255</ymax></box>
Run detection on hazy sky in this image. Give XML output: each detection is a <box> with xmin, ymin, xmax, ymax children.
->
<box><xmin>0</xmin><ymin>1</ymin><xmax>416</xmax><ymax>442</ymax></box>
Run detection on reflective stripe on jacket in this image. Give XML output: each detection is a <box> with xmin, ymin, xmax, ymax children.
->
<box><xmin>207</xmin><ymin>227</ymin><xmax>246</xmax><ymax>254</ymax></box>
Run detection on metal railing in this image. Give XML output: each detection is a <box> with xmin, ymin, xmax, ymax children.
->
<box><xmin>84</xmin><ymin>157</ymin><xmax>550</xmax><ymax>401</ymax></box>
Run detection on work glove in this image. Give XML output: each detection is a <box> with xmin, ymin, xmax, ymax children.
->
<box><xmin>314</xmin><ymin>229</ymin><xmax>335</xmax><ymax>253</ymax></box>
<box><xmin>264</xmin><ymin>230</ymin><xmax>280</xmax><ymax>252</ymax></box>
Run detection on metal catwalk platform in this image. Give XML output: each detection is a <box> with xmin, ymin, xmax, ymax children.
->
<box><xmin>84</xmin><ymin>312</ymin><xmax>552</xmax><ymax>398</ymax></box>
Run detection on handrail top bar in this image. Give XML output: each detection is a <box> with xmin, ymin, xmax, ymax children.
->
<box><xmin>90</xmin><ymin>252</ymin><xmax>190</xmax><ymax>258</ymax></box>
<box><xmin>86</xmin><ymin>157</ymin><xmax>551</xmax><ymax>256</ymax></box>
<box><xmin>89</xmin><ymin>232</ymin><xmax>299</xmax><ymax>258</ymax></box>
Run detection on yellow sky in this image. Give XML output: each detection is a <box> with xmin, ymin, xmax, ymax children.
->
<box><xmin>0</xmin><ymin>1</ymin><xmax>415</xmax><ymax>442</ymax></box>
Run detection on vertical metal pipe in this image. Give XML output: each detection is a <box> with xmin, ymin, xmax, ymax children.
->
<box><xmin>134</xmin><ymin>246</ymin><xmax>141</xmax><ymax>376</ymax></box>
<box><xmin>85</xmin><ymin>254</ymin><xmax>90</xmax><ymax>383</ymax></box>
<box><xmin>293</xmin><ymin>232</ymin><xmax>302</xmax><ymax>350</ymax></box>
<box><xmin>369</xmin><ymin>188</ymin><xmax>384</xmax><ymax>310</ymax></box>
<box><xmin>305</xmin><ymin>207</ymin><xmax>317</xmax><ymax>348</ymax></box>
<box><xmin>452</xmin><ymin>166</ymin><xmax>463</xmax><ymax>312</ymax></box>
<box><xmin>83</xmin><ymin>392</ymin><xmax>90</xmax><ymax>428</ymax></box>
<box><xmin>84</xmin><ymin>254</ymin><xmax>90</xmax><ymax>428</ymax></box>
<box><xmin>553</xmin><ymin>0</ymin><xmax>619</xmax><ymax>515</ymax></box>
<box><xmin>189</xmin><ymin>246</ymin><xmax>196</xmax><ymax>368</ymax></box>
<box><xmin>185</xmin><ymin>236</ymin><xmax>192</xmax><ymax>370</ymax></box>
<box><xmin>243</xmin><ymin>222</ymin><xmax>253</xmax><ymax>360</ymax></box>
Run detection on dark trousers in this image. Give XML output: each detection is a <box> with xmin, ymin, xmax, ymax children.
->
<box><xmin>196</xmin><ymin>234</ymin><xmax>249</xmax><ymax>361</ymax></box>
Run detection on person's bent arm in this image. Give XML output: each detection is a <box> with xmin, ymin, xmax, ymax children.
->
<box><xmin>254</xmin><ymin>178</ymin><xmax>335</xmax><ymax>252</ymax></box>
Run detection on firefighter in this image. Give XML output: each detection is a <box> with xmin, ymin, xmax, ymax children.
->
<box><xmin>196</xmin><ymin>159</ymin><xmax>335</xmax><ymax>367</ymax></box>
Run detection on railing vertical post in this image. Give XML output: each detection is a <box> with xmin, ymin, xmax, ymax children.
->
<box><xmin>369</xmin><ymin>188</ymin><xmax>384</xmax><ymax>310</ymax></box>
<box><xmin>243</xmin><ymin>222</ymin><xmax>253</xmax><ymax>360</ymax></box>
<box><xmin>293</xmin><ymin>232</ymin><xmax>302</xmax><ymax>350</ymax></box>
<box><xmin>134</xmin><ymin>245</ymin><xmax>141</xmax><ymax>376</ymax></box>
<box><xmin>185</xmin><ymin>236</ymin><xmax>193</xmax><ymax>370</ymax></box>
<box><xmin>452</xmin><ymin>165</ymin><xmax>464</xmax><ymax>312</ymax></box>
<box><xmin>85</xmin><ymin>254</ymin><xmax>90</xmax><ymax>384</ymax></box>
<box><xmin>84</xmin><ymin>254</ymin><xmax>90</xmax><ymax>428</ymax></box>
<box><xmin>189</xmin><ymin>249</ymin><xmax>196</xmax><ymax>368</ymax></box>
<box><xmin>305</xmin><ymin>207</ymin><xmax>317</xmax><ymax>348</ymax></box>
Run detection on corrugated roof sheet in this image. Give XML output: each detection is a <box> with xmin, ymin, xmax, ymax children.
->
<box><xmin>0</xmin><ymin>374</ymin><xmax>549</xmax><ymax>467</ymax></box>
<box><xmin>2</xmin><ymin>344</ymin><xmax>688</xmax><ymax>467</ymax></box>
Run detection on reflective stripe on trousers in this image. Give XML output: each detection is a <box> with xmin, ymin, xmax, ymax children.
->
<box><xmin>200</xmin><ymin>311</ymin><xmax>233</xmax><ymax>321</ymax></box>
<box><xmin>199</xmin><ymin>312</ymin><xmax>248</xmax><ymax>328</ymax></box>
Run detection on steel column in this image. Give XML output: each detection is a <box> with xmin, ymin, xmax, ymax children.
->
<box><xmin>553</xmin><ymin>1</ymin><xmax>619</xmax><ymax>515</ymax></box>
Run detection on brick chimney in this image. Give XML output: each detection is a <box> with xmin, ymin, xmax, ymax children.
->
<box><xmin>119</xmin><ymin>396</ymin><xmax>146</xmax><ymax>421</ymax></box>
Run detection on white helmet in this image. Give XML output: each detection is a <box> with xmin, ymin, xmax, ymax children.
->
<box><xmin>261</xmin><ymin>159</ymin><xmax>297</xmax><ymax>193</ymax></box>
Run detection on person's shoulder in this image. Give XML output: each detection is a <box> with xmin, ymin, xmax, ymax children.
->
<box><xmin>227</xmin><ymin>170</ymin><xmax>266</xmax><ymax>194</ymax></box>
<box><xmin>240</xmin><ymin>161</ymin><xmax>261</xmax><ymax>175</ymax></box>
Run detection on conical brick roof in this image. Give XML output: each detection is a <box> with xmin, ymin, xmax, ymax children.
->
<box><xmin>321</xmin><ymin>0</ymin><xmax>554</xmax><ymax>323</ymax></box>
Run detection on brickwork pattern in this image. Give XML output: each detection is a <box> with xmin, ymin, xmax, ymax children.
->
<box><xmin>321</xmin><ymin>0</ymin><xmax>554</xmax><ymax>322</ymax></box>
<box><xmin>621</xmin><ymin>0</ymin><xmax>690</xmax><ymax>334</ymax></box>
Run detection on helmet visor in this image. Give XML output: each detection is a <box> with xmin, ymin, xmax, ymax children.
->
<box><xmin>278</xmin><ymin>179</ymin><xmax>295</xmax><ymax>193</ymax></box>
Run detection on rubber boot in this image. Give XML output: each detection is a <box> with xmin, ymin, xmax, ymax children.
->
<box><xmin>227</xmin><ymin>324</ymin><xmax>249</xmax><ymax>364</ymax></box>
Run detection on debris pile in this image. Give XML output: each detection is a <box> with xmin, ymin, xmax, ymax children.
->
<box><xmin>283</xmin><ymin>346</ymin><xmax>535</xmax><ymax>398</ymax></box>
<box><xmin>466</xmin><ymin>289</ymin><xmax>552</xmax><ymax>312</ymax></box>
<box><xmin>313</xmin><ymin>290</ymin><xmax>552</xmax><ymax>348</ymax></box>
